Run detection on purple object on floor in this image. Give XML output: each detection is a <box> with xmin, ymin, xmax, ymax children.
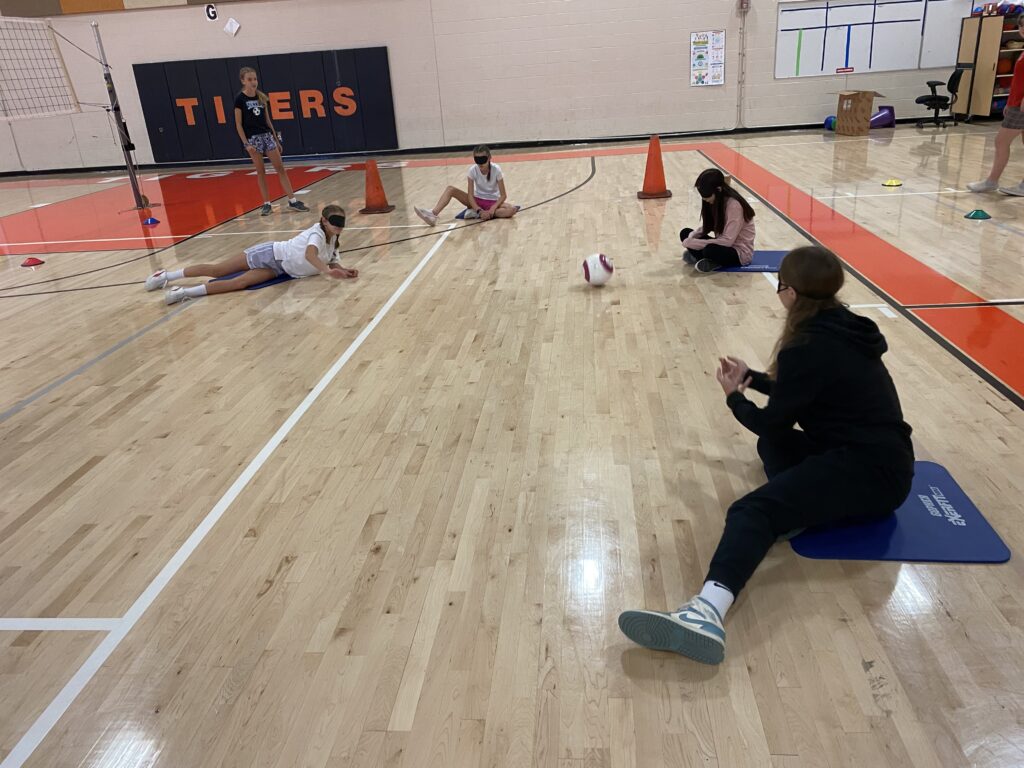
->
<box><xmin>870</xmin><ymin>105</ymin><xmax>896</xmax><ymax>129</ymax></box>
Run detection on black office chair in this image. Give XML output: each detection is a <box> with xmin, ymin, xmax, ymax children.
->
<box><xmin>916</xmin><ymin>69</ymin><xmax>964</xmax><ymax>128</ymax></box>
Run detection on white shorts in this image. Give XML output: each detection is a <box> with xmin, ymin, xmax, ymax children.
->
<box><xmin>244</xmin><ymin>242</ymin><xmax>285</xmax><ymax>276</ymax></box>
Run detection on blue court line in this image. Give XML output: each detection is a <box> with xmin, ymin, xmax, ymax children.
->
<box><xmin>0</xmin><ymin>302</ymin><xmax>194</xmax><ymax>425</ymax></box>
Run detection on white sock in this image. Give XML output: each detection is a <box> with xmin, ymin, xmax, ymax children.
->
<box><xmin>183</xmin><ymin>285</ymin><xmax>207</xmax><ymax>298</ymax></box>
<box><xmin>698</xmin><ymin>581</ymin><xmax>735</xmax><ymax>620</ymax></box>
<box><xmin>166</xmin><ymin>269</ymin><xmax>185</xmax><ymax>282</ymax></box>
<box><xmin>289</xmin><ymin>197</ymin><xmax>298</xmax><ymax>203</ymax></box>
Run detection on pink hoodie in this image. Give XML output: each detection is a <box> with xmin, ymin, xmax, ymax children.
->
<box><xmin>681</xmin><ymin>197</ymin><xmax>756</xmax><ymax>265</ymax></box>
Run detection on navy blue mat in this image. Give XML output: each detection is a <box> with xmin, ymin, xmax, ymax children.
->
<box><xmin>210</xmin><ymin>271</ymin><xmax>294</xmax><ymax>290</ymax></box>
<box><xmin>719</xmin><ymin>250</ymin><xmax>786</xmax><ymax>273</ymax></box>
<box><xmin>790</xmin><ymin>461</ymin><xmax>1010</xmax><ymax>563</ymax></box>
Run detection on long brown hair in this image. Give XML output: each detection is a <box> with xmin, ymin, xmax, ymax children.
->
<box><xmin>239</xmin><ymin>66</ymin><xmax>269</xmax><ymax>107</ymax></box>
<box><xmin>768</xmin><ymin>246</ymin><xmax>844</xmax><ymax>377</ymax></box>
<box><xmin>695</xmin><ymin>168</ymin><xmax>754</xmax><ymax>235</ymax></box>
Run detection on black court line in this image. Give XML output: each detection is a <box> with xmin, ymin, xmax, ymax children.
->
<box><xmin>0</xmin><ymin>174</ymin><xmax>338</xmax><ymax>294</ymax></box>
<box><xmin>0</xmin><ymin>157</ymin><xmax>599</xmax><ymax>419</ymax></box>
<box><xmin>695</xmin><ymin>149</ymin><xmax>1024</xmax><ymax>412</ymax></box>
<box><xmin>0</xmin><ymin>156</ymin><xmax>598</xmax><ymax>298</ymax></box>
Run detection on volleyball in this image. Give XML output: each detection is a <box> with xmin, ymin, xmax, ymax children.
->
<box><xmin>582</xmin><ymin>253</ymin><xmax>614</xmax><ymax>286</ymax></box>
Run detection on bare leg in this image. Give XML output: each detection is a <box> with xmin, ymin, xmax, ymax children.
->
<box><xmin>266</xmin><ymin>147</ymin><xmax>295</xmax><ymax>197</ymax></box>
<box><xmin>492</xmin><ymin>202</ymin><xmax>519</xmax><ymax>219</ymax></box>
<box><xmin>251</xmin><ymin>153</ymin><xmax>270</xmax><ymax>201</ymax></box>
<box><xmin>182</xmin><ymin>252</ymin><xmax>251</xmax><ymax>279</ymax></box>
<box><xmin>984</xmin><ymin>128</ymin><xmax>1022</xmax><ymax>184</ymax></box>
<box><xmin>204</xmin><ymin>268</ymin><xmax>279</xmax><ymax>295</ymax></box>
<box><xmin>432</xmin><ymin>186</ymin><xmax>471</xmax><ymax>215</ymax></box>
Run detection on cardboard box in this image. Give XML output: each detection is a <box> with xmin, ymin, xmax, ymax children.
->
<box><xmin>834</xmin><ymin>91</ymin><xmax>884</xmax><ymax>136</ymax></box>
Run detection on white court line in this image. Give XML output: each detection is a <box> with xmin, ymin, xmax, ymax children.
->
<box><xmin>195</xmin><ymin>224</ymin><xmax>430</xmax><ymax>239</ymax></box>
<box><xmin>814</xmin><ymin>189</ymin><xmax>961</xmax><ymax>200</ymax></box>
<box><xmin>0</xmin><ymin>235</ymin><xmax>183</xmax><ymax>247</ymax></box>
<box><xmin>762</xmin><ymin>272</ymin><xmax>779</xmax><ymax>289</ymax></box>
<box><xmin>0</xmin><ymin>618</ymin><xmax>121</xmax><ymax>632</ymax></box>
<box><xmin>730</xmin><ymin>130</ymin><xmax>998</xmax><ymax>150</ymax></box>
<box><xmin>879</xmin><ymin>307</ymin><xmax>897</xmax><ymax>318</ymax></box>
<box><xmin>849</xmin><ymin>303</ymin><xmax>889</xmax><ymax>309</ymax></box>
<box><xmin>0</xmin><ymin>223</ymin><xmax>458</xmax><ymax>768</ymax></box>
<box><xmin>0</xmin><ymin>224</ymin><xmax>429</xmax><ymax>246</ymax></box>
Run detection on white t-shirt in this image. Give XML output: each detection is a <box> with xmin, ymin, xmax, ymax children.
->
<box><xmin>273</xmin><ymin>223</ymin><xmax>339</xmax><ymax>278</ymax></box>
<box><xmin>467</xmin><ymin>162</ymin><xmax>504</xmax><ymax>201</ymax></box>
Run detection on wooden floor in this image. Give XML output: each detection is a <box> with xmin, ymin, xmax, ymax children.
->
<box><xmin>1</xmin><ymin>126</ymin><xmax>1023</xmax><ymax>768</ymax></box>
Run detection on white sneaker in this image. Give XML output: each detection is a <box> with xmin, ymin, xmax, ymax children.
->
<box><xmin>164</xmin><ymin>286</ymin><xmax>188</xmax><ymax>305</ymax></box>
<box><xmin>462</xmin><ymin>208</ymin><xmax>480</xmax><ymax>220</ymax></box>
<box><xmin>966</xmin><ymin>179</ymin><xmax>997</xmax><ymax>193</ymax></box>
<box><xmin>145</xmin><ymin>270</ymin><xmax>168</xmax><ymax>291</ymax></box>
<box><xmin>414</xmin><ymin>206</ymin><xmax>438</xmax><ymax>226</ymax></box>
<box><xmin>618</xmin><ymin>596</ymin><xmax>726</xmax><ymax>665</ymax></box>
<box><xmin>997</xmin><ymin>182</ymin><xmax>1024</xmax><ymax>197</ymax></box>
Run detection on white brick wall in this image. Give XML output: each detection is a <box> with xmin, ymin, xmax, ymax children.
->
<box><xmin>0</xmin><ymin>0</ymin><xmax>957</xmax><ymax>173</ymax></box>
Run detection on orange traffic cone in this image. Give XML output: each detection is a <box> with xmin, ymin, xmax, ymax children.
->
<box><xmin>637</xmin><ymin>135</ymin><xmax>672</xmax><ymax>199</ymax></box>
<box><xmin>359</xmin><ymin>159</ymin><xmax>396</xmax><ymax>214</ymax></box>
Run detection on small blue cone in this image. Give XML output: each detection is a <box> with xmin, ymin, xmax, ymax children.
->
<box><xmin>143</xmin><ymin>217</ymin><xmax>160</xmax><ymax>226</ymax></box>
<box><xmin>965</xmin><ymin>209</ymin><xmax>991</xmax><ymax>220</ymax></box>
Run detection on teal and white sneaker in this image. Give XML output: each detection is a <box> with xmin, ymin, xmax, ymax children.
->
<box><xmin>618</xmin><ymin>596</ymin><xmax>726</xmax><ymax>665</ymax></box>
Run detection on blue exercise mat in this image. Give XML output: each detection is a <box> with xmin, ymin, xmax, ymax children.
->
<box><xmin>210</xmin><ymin>271</ymin><xmax>294</xmax><ymax>290</ymax></box>
<box><xmin>719</xmin><ymin>250</ymin><xmax>786</xmax><ymax>273</ymax></box>
<box><xmin>790</xmin><ymin>461</ymin><xmax>1010</xmax><ymax>563</ymax></box>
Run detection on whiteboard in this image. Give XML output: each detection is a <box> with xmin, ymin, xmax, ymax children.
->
<box><xmin>775</xmin><ymin>0</ymin><xmax>974</xmax><ymax>78</ymax></box>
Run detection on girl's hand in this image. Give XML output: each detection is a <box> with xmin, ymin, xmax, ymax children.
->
<box><xmin>479</xmin><ymin>208</ymin><xmax>493</xmax><ymax>221</ymax></box>
<box><xmin>716</xmin><ymin>358</ymin><xmax>751</xmax><ymax>396</ymax></box>
<box><xmin>328</xmin><ymin>267</ymin><xmax>358</xmax><ymax>279</ymax></box>
<box><xmin>245</xmin><ymin>144</ymin><xmax>258</xmax><ymax>157</ymax></box>
<box><xmin>721</xmin><ymin>356</ymin><xmax>750</xmax><ymax>380</ymax></box>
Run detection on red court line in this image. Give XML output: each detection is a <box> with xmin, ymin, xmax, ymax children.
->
<box><xmin>0</xmin><ymin>168</ymin><xmax>333</xmax><ymax>256</ymax></box>
<box><xmin>691</xmin><ymin>142</ymin><xmax>1023</xmax><ymax>402</ymax></box>
<box><xmin>697</xmin><ymin>143</ymin><xmax>983</xmax><ymax>307</ymax></box>
<box><xmin>911</xmin><ymin>307</ymin><xmax>1024</xmax><ymax>399</ymax></box>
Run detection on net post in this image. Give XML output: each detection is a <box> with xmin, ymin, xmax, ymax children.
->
<box><xmin>91</xmin><ymin>21</ymin><xmax>147</xmax><ymax>210</ymax></box>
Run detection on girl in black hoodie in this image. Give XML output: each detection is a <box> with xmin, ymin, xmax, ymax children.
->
<box><xmin>619</xmin><ymin>246</ymin><xmax>914</xmax><ymax>665</ymax></box>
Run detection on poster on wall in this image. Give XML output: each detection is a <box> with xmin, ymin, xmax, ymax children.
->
<box><xmin>691</xmin><ymin>30</ymin><xmax>725</xmax><ymax>86</ymax></box>
<box><xmin>132</xmin><ymin>47</ymin><xmax>398</xmax><ymax>163</ymax></box>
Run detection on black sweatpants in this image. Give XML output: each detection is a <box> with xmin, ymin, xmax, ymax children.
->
<box><xmin>679</xmin><ymin>227</ymin><xmax>741</xmax><ymax>269</ymax></box>
<box><xmin>705</xmin><ymin>430</ymin><xmax>913</xmax><ymax>596</ymax></box>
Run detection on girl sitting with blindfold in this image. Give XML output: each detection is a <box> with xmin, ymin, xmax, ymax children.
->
<box><xmin>143</xmin><ymin>205</ymin><xmax>357</xmax><ymax>305</ymax></box>
<box><xmin>415</xmin><ymin>145</ymin><xmax>519</xmax><ymax>225</ymax></box>
<box><xmin>679</xmin><ymin>168</ymin><xmax>756</xmax><ymax>273</ymax></box>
